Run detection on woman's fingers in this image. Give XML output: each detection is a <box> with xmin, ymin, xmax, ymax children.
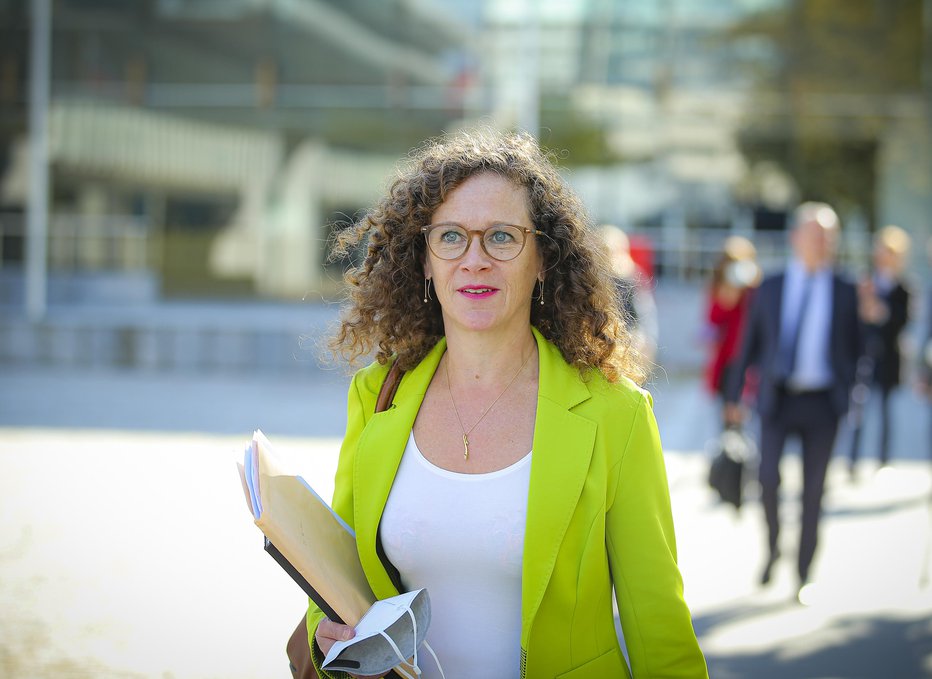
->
<box><xmin>314</xmin><ymin>622</ymin><xmax>383</xmax><ymax>679</ymax></box>
<box><xmin>314</xmin><ymin>619</ymin><xmax>355</xmax><ymax>655</ymax></box>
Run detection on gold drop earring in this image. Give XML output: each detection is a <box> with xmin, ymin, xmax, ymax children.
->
<box><xmin>423</xmin><ymin>278</ymin><xmax>433</xmax><ymax>303</ymax></box>
<box><xmin>537</xmin><ymin>278</ymin><xmax>545</xmax><ymax>305</ymax></box>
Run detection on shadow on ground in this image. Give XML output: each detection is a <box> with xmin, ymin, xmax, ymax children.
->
<box><xmin>702</xmin><ymin>612</ymin><xmax>932</xmax><ymax>679</ymax></box>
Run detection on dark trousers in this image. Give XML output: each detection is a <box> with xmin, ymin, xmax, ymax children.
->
<box><xmin>849</xmin><ymin>384</ymin><xmax>894</xmax><ymax>466</ymax></box>
<box><xmin>759</xmin><ymin>389</ymin><xmax>839</xmax><ymax>583</ymax></box>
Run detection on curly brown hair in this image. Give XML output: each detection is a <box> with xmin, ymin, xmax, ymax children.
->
<box><xmin>328</xmin><ymin>128</ymin><xmax>648</xmax><ymax>384</ymax></box>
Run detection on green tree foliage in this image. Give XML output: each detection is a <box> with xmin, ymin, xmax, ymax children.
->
<box><xmin>727</xmin><ymin>0</ymin><xmax>924</xmax><ymax>224</ymax></box>
<box><xmin>539</xmin><ymin>95</ymin><xmax>624</xmax><ymax>166</ymax></box>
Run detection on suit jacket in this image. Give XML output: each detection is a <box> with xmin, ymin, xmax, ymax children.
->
<box><xmin>308</xmin><ymin>328</ymin><xmax>708</xmax><ymax>679</ymax></box>
<box><xmin>726</xmin><ymin>269</ymin><xmax>860</xmax><ymax>418</ymax></box>
<box><xmin>865</xmin><ymin>278</ymin><xmax>910</xmax><ymax>388</ymax></box>
<box><xmin>922</xmin><ymin>288</ymin><xmax>932</xmax><ymax>386</ymax></box>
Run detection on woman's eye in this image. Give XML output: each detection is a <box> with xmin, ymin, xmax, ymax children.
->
<box><xmin>488</xmin><ymin>229</ymin><xmax>515</xmax><ymax>244</ymax></box>
<box><xmin>440</xmin><ymin>230</ymin><xmax>464</xmax><ymax>244</ymax></box>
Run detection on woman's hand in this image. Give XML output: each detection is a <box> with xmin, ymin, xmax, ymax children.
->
<box><xmin>314</xmin><ymin>618</ymin><xmax>356</xmax><ymax>657</ymax></box>
<box><xmin>723</xmin><ymin>402</ymin><xmax>745</xmax><ymax>428</ymax></box>
<box><xmin>857</xmin><ymin>278</ymin><xmax>888</xmax><ymax>324</ymax></box>
<box><xmin>314</xmin><ymin>621</ymin><xmax>385</xmax><ymax>679</ymax></box>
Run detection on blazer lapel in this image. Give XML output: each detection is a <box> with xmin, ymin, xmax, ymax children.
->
<box><xmin>772</xmin><ymin>272</ymin><xmax>786</xmax><ymax>338</ymax></box>
<box><xmin>829</xmin><ymin>272</ymin><xmax>856</xmax><ymax>385</ymax></box>
<box><xmin>351</xmin><ymin>328</ymin><xmax>598</xmax><ymax>623</ymax></box>
<box><xmin>830</xmin><ymin>272</ymin><xmax>846</xmax><ymax>355</ymax></box>
<box><xmin>353</xmin><ymin>338</ymin><xmax>447</xmax><ymax>599</ymax></box>
<box><xmin>521</xmin><ymin>329</ymin><xmax>597</xmax><ymax>636</ymax></box>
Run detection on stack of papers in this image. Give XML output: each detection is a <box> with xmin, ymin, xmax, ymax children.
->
<box><xmin>236</xmin><ymin>430</ymin><xmax>376</xmax><ymax>626</ymax></box>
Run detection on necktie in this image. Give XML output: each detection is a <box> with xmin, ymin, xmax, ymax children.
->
<box><xmin>776</xmin><ymin>274</ymin><xmax>814</xmax><ymax>382</ymax></box>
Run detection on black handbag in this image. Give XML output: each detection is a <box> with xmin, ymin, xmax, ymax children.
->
<box><xmin>708</xmin><ymin>426</ymin><xmax>755</xmax><ymax>510</ymax></box>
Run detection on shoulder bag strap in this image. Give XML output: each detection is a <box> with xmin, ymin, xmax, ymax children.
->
<box><xmin>375</xmin><ymin>360</ymin><xmax>404</xmax><ymax>413</ymax></box>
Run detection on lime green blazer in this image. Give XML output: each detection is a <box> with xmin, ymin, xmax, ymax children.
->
<box><xmin>308</xmin><ymin>328</ymin><xmax>708</xmax><ymax>678</ymax></box>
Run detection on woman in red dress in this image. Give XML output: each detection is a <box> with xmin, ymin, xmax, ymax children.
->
<box><xmin>705</xmin><ymin>235</ymin><xmax>761</xmax><ymax>402</ymax></box>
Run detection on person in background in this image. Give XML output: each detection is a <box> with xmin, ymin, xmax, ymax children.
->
<box><xmin>725</xmin><ymin>202</ymin><xmax>861</xmax><ymax>603</ymax></box>
<box><xmin>310</xmin><ymin>129</ymin><xmax>708</xmax><ymax>678</ymax></box>
<box><xmin>704</xmin><ymin>235</ymin><xmax>762</xmax><ymax>405</ymax></box>
<box><xmin>848</xmin><ymin>225</ymin><xmax>913</xmax><ymax>476</ymax></box>
<box><xmin>916</xmin><ymin>236</ymin><xmax>932</xmax><ymax>462</ymax></box>
<box><xmin>600</xmin><ymin>224</ymin><xmax>659</xmax><ymax>364</ymax></box>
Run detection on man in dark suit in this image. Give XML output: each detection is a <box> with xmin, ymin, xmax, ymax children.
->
<box><xmin>725</xmin><ymin>202</ymin><xmax>861</xmax><ymax>602</ymax></box>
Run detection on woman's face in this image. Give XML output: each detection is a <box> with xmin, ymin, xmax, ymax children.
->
<box><xmin>423</xmin><ymin>172</ymin><xmax>542</xmax><ymax>338</ymax></box>
<box><xmin>873</xmin><ymin>242</ymin><xmax>902</xmax><ymax>274</ymax></box>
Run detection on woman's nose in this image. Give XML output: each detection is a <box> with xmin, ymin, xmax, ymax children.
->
<box><xmin>460</xmin><ymin>234</ymin><xmax>491</xmax><ymax>268</ymax></box>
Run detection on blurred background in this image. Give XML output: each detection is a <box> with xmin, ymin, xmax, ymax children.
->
<box><xmin>1</xmin><ymin>1</ymin><xmax>931</xmax><ymax>677</ymax></box>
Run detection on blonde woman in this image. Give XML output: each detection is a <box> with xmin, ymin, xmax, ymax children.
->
<box><xmin>849</xmin><ymin>225</ymin><xmax>913</xmax><ymax>473</ymax></box>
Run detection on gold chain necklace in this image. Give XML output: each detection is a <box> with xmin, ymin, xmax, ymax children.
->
<box><xmin>445</xmin><ymin>350</ymin><xmax>534</xmax><ymax>460</ymax></box>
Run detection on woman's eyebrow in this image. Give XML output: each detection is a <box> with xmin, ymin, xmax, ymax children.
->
<box><xmin>427</xmin><ymin>221</ymin><xmax>523</xmax><ymax>228</ymax></box>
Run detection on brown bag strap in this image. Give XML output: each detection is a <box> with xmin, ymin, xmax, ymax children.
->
<box><xmin>375</xmin><ymin>360</ymin><xmax>404</xmax><ymax>413</ymax></box>
<box><xmin>374</xmin><ymin>359</ymin><xmax>406</xmax><ymax>593</ymax></box>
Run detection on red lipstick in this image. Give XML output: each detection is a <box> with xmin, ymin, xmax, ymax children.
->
<box><xmin>457</xmin><ymin>286</ymin><xmax>498</xmax><ymax>299</ymax></box>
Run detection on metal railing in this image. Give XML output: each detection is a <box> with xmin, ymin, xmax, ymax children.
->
<box><xmin>0</xmin><ymin>213</ymin><xmax>151</xmax><ymax>272</ymax></box>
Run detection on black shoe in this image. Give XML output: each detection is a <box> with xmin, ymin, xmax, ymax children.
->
<box><xmin>760</xmin><ymin>550</ymin><xmax>779</xmax><ymax>585</ymax></box>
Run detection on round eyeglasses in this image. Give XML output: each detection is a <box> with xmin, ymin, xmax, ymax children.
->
<box><xmin>421</xmin><ymin>223</ymin><xmax>544</xmax><ymax>262</ymax></box>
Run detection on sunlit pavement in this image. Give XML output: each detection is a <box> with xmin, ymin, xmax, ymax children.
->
<box><xmin>0</xmin><ymin>428</ymin><xmax>338</xmax><ymax>679</ymax></box>
<box><xmin>1</xmin><ymin>366</ymin><xmax>931</xmax><ymax>678</ymax></box>
<box><xmin>667</xmin><ymin>452</ymin><xmax>932</xmax><ymax>679</ymax></box>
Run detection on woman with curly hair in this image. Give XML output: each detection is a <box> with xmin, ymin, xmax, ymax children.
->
<box><xmin>309</xmin><ymin>129</ymin><xmax>707</xmax><ymax>679</ymax></box>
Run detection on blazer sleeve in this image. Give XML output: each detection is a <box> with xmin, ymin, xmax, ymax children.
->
<box><xmin>839</xmin><ymin>278</ymin><xmax>863</xmax><ymax>380</ymax></box>
<box><xmin>607</xmin><ymin>391</ymin><xmax>709</xmax><ymax>678</ymax></box>
<box><xmin>725</xmin><ymin>283</ymin><xmax>765</xmax><ymax>404</ymax></box>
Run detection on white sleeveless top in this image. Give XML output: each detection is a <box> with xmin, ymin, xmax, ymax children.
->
<box><xmin>380</xmin><ymin>432</ymin><xmax>532</xmax><ymax>679</ymax></box>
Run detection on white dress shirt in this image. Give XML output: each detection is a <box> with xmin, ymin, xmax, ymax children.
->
<box><xmin>780</xmin><ymin>259</ymin><xmax>834</xmax><ymax>391</ymax></box>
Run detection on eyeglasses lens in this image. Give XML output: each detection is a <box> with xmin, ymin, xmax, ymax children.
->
<box><xmin>427</xmin><ymin>225</ymin><xmax>525</xmax><ymax>261</ymax></box>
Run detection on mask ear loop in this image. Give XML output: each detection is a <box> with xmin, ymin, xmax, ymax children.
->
<box><xmin>379</xmin><ymin>632</ymin><xmax>417</xmax><ymax>679</ymax></box>
<box><xmin>378</xmin><ymin>606</ymin><xmax>446</xmax><ymax>679</ymax></box>
<box><xmin>421</xmin><ymin>642</ymin><xmax>445</xmax><ymax>679</ymax></box>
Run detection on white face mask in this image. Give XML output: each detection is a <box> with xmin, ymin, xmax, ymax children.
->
<box><xmin>322</xmin><ymin>589</ymin><xmax>443</xmax><ymax>678</ymax></box>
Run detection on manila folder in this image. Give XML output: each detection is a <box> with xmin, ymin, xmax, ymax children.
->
<box><xmin>251</xmin><ymin>432</ymin><xmax>376</xmax><ymax>626</ymax></box>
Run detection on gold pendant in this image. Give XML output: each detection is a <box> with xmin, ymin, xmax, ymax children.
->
<box><xmin>463</xmin><ymin>434</ymin><xmax>469</xmax><ymax>460</ymax></box>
